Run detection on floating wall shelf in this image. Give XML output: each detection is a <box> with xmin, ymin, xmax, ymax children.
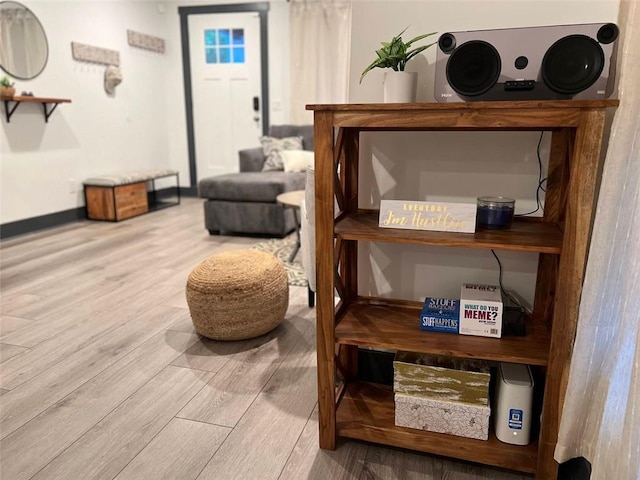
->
<box><xmin>2</xmin><ymin>96</ymin><xmax>72</xmax><ymax>123</ymax></box>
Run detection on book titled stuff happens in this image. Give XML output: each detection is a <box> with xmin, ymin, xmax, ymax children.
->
<box><xmin>420</xmin><ymin>297</ymin><xmax>460</xmax><ymax>334</ymax></box>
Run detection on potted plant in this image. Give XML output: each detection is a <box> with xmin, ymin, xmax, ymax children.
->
<box><xmin>360</xmin><ymin>28</ymin><xmax>437</xmax><ymax>103</ymax></box>
<box><xmin>0</xmin><ymin>75</ymin><xmax>16</xmax><ymax>99</ymax></box>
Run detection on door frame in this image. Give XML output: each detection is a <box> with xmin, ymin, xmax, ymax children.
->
<box><xmin>179</xmin><ymin>2</ymin><xmax>270</xmax><ymax>187</ymax></box>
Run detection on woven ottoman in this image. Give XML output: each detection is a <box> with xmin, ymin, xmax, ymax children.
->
<box><xmin>186</xmin><ymin>249</ymin><xmax>289</xmax><ymax>340</ymax></box>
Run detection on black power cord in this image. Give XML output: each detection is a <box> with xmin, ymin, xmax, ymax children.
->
<box><xmin>516</xmin><ymin>131</ymin><xmax>547</xmax><ymax>217</ymax></box>
<box><xmin>491</xmin><ymin>249</ymin><xmax>527</xmax><ymax>336</ymax></box>
<box><xmin>497</xmin><ymin>131</ymin><xmax>547</xmax><ymax>334</ymax></box>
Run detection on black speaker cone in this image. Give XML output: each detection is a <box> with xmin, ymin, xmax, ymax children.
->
<box><xmin>439</xmin><ymin>33</ymin><xmax>456</xmax><ymax>54</ymax></box>
<box><xmin>446</xmin><ymin>41</ymin><xmax>501</xmax><ymax>97</ymax></box>
<box><xmin>542</xmin><ymin>35</ymin><xmax>604</xmax><ymax>95</ymax></box>
<box><xmin>597</xmin><ymin>23</ymin><xmax>618</xmax><ymax>44</ymax></box>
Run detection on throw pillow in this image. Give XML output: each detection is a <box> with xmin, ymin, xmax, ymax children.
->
<box><xmin>281</xmin><ymin>150</ymin><xmax>314</xmax><ymax>172</ymax></box>
<box><xmin>260</xmin><ymin>135</ymin><xmax>304</xmax><ymax>171</ymax></box>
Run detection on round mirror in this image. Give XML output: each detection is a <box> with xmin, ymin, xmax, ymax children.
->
<box><xmin>0</xmin><ymin>1</ymin><xmax>49</xmax><ymax>80</ymax></box>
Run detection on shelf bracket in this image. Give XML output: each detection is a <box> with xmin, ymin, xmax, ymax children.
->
<box><xmin>3</xmin><ymin>100</ymin><xmax>20</xmax><ymax>123</ymax></box>
<box><xmin>2</xmin><ymin>99</ymin><xmax>65</xmax><ymax>123</ymax></box>
<box><xmin>42</xmin><ymin>102</ymin><xmax>60</xmax><ymax>123</ymax></box>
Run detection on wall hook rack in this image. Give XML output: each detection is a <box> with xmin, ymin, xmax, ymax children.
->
<box><xmin>71</xmin><ymin>42</ymin><xmax>120</xmax><ymax>66</ymax></box>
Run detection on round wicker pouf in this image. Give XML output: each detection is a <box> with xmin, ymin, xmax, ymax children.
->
<box><xmin>186</xmin><ymin>249</ymin><xmax>289</xmax><ymax>340</ymax></box>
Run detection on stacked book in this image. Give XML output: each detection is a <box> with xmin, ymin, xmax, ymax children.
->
<box><xmin>420</xmin><ymin>283</ymin><xmax>504</xmax><ymax>338</ymax></box>
<box><xmin>419</xmin><ymin>297</ymin><xmax>460</xmax><ymax>334</ymax></box>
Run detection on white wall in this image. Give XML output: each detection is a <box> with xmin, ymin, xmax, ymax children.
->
<box><xmin>0</xmin><ymin>0</ymin><xmax>290</xmax><ymax>225</ymax></box>
<box><xmin>349</xmin><ymin>0</ymin><xmax>619</xmax><ymax>304</ymax></box>
<box><xmin>1</xmin><ymin>1</ymin><xmax>171</xmax><ymax>224</ymax></box>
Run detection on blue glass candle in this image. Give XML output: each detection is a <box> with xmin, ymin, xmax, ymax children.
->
<box><xmin>476</xmin><ymin>197</ymin><xmax>515</xmax><ymax>229</ymax></box>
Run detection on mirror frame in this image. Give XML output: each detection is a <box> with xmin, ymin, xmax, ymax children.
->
<box><xmin>0</xmin><ymin>0</ymin><xmax>49</xmax><ymax>80</ymax></box>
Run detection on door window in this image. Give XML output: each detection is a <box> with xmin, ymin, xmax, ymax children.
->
<box><xmin>204</xmin><ymin>28</ymin><xmax>245</xmax><ymax>64</ymax></box>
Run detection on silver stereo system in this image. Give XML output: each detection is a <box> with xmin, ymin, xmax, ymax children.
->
<box><xmin>434</xmin><ymin>23</ymin><xmax>619</xmax><ymax>102</ymax></box>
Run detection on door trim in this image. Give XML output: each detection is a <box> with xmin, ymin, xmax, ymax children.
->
<box><xmin>179</xmin><ymin>3</ymin><xmax>270</xmax><ymax>187</ymax></box>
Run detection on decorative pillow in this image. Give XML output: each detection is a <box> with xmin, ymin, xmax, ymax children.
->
<box><xmin>260</xmin><ymin>135</ymin><xmax>304</xmax><ymax>171</ymax></box>
<box><xmin>281</xmin><ymin>150</ymin><xmax>314</xmax><ymax>172</ymax></box>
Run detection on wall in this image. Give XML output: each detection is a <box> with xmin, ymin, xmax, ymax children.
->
<box><xmin>349</xmin><ymin>0</ymin><xmax>619</xmax><ymax>304</ymax></box>
<box><xmin>0</xmin><ymin>0</ymin><xmax>291</xmax><ymax>226</ymax></box>
<box><xmin>1</xmin><ymin>1</ymin><xmax>170</xmax><ymax>225</ymax></box>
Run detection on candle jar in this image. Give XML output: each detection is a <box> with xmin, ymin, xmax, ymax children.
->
<box><xmin>476</xmin><ymin>197</ymin><xmax>515</xmax><ymax>229</ymax></box>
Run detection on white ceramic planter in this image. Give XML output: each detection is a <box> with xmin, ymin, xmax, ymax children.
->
<box><xmin>383</xmin><ymin>71</ymin><xmax>417</xmax><ymax>103</ymax></box>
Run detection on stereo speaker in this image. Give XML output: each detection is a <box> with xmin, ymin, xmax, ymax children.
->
<box><xmin>434</xmin><ymin>23</ymin><xmax>619</xmax><ymax>102</ymax></box>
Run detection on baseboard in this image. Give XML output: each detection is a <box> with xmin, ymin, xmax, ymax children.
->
<box><xmin>1</xmin><ymin>186</ymin><xmax>198</xmax><ymax>240</ymax></box>
<box><xmin>179</xmin><ymin>186</ymin><xmax>199</xmax><ymax>197</ymax></box>
<box><xmin>155</xmin><ymin>186</ymin><xmax>197</xmax><ymax>199</ymax></box>
<box><xmin>1</xmin><ymin>207</ymin><xmax>87</xmax><ymax>240</ymax></box>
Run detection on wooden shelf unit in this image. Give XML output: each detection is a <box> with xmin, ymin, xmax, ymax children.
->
<box><xmin>307</xmin><ymin>100</ymin><xmax>618</xmax><ymax>480</ymax></box>
<box><xmin>2</xmin><ymin>95</ymin><xmax>71</xmax><ymax>123</ymax></box>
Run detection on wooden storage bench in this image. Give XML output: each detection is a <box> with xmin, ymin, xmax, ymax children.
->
<box><xmin>84</xmin><ymin>169</ymin><xmax>180</xmax><ymax>221</ymax></box>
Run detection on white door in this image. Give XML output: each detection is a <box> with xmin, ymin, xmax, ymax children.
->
<box><xmin>189</xmin><ymin>13</ymin><xmax>262</xmax><ymax>178</ymax></box>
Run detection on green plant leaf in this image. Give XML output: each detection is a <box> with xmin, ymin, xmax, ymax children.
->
<box><xmin>360</xmin><ymin>27</ymin><xmax>438</xmax><ymax>82</ymax></box>
<box><xmin>360</xmin><ymin>57</ymin><xmax>388</xmax><ymax>83</ymax></box>
<box><xmin>0</xmin><ymin>76</ymin><xmax>15</xmax><ymax>87</ymax></box>
<box><xmin>405</xmin><ymin>32</ymin><xmax>437</xmax><ymax>47</ymax></box>
<box><xmin>394</xmin><ymin>27</ymin><xmax>409</xmax><ymax>39</ymax></box>
<box><xmin>405</xmin><ymin>42</ymin><xmax>436</xmax><ymax>61</ymax></box>
<box><xmin>398</xmin><ymin>43</ymin><xmax>436</xmax><ymax>70</ymax></box>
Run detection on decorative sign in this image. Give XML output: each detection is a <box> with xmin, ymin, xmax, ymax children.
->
<box><xmin>379</xmin><ymin>200</ymin><xmax>477</xmax><ymax>233</ymax></box>
<box><xmin>127</xmin><ymin>30</ymin><xmax>166</xmax><ymax>54</ymax></box>
<box><xmin>71</xmin><ymin>42</ymin><xmax>120</xmax><ymax>66</ymax></box>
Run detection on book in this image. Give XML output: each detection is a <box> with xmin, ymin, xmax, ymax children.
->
<box><xmin>459</xmin><ymin>283</ymin><xmax>503</xmax><ymax>338</ymax></box>
<box><xmin>420</xmin><ymin>297</ymin><xmax>460</xmax><ymax>334</ymax></box>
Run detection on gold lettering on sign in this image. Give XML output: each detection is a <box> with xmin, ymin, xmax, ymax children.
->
<box><xmin>382</xmin><ymin>210</ymin><xmax>408</xmax><ymax>226</ymax></box>
<box><xmin>402</xmin><ymin>202</ymin><xmax>449</xmax><ymax>213</ymax></box>
<box><xmin>380</xmin><ymin>200</ymin><xmax>476</xmax><ymax>233</ymax></box>
<box><xmin>411</xmin><ymin>212</ymin><xmax>466</xmax><ymax>229</ymax></box>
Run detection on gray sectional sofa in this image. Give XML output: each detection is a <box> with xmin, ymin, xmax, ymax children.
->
<box><xmin>198</xmin><ymin>125</ymin><xmax>313</xmax><ymax>237</ymax></box>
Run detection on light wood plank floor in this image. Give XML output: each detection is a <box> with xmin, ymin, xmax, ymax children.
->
<box><xmin>0</xmin><ymin>199</ymin><xmax>531</xmax><ymax>480</ymax></box>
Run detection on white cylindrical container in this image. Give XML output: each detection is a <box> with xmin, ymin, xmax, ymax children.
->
<box><xmin>495</xmin><ymin>362</ymin><xmax>534</xmax><ymax>445</ymax></box>
<box><xmin>383</xmin><ymin>71</ymin><xmax>417</xmax><ymax>103</ymax></box>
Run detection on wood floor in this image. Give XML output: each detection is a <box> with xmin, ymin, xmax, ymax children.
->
<box><xmin>0</xmin><ymin>198</ymin><xmax>530</xmax><ymax>480</ymax></box>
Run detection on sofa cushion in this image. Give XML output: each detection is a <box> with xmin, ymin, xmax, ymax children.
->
<box><xmin>269</xmin><ymin>125</ymin><xmax>314</xmax><ymax>151</ymax></box>
<box><xmin>260</xmin><ymin>136</ymin><xmax>304</xmax><ymax>172</ymax></box>
<box><xmin>281</xmin><ymin>150</ymin><xmax>314</xmax><ymax>172</ymax></box>
<box><xmin>199</xmin><ymin>172</ymin><xmax>305</xmax><ymax>203</ymax></box>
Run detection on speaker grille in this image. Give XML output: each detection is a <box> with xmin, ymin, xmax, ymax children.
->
<box><xmin>542</xmin><ymin>35</ymin><xmax>605</xmax><ymax>95</ymax></box>
<box><xmin>446</xmin><ymin>41</ymin><xmax>501</xmax><ymax>97</ymax></box>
